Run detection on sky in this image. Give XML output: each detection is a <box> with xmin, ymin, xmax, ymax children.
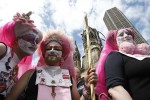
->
<box><xmin>0</xmin><ymin>0</ymin><xmax>150</xmax><ymax>58</ymax></box>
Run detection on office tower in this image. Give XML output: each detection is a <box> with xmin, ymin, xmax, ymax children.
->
<box><xmin>103</xmin><ymin>7</ymin><xmax>148</xmax><ymax>44</ymax></box>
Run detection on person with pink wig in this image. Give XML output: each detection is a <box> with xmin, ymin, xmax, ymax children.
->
<box><xmin>95</xmin><ymin>28</ymin><xmax>150</xmax><ymax>100</ymax></box>
<box><xmin>0</xmin><ymin>11</ymin><xmax>43</xmax><ymax>99</ymax></box>
<box><xmin>6</xmin><ymin>29</ymin><xmax>97</xmax><ymax>100</ymax></box>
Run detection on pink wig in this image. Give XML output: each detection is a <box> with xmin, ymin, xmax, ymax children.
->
<box><xmin>95</xmin><ymin>28</ymin><xmax>135</xmax><ymax>99</ymax></box>
<box><xmin>0</xmin><ymin>21</ymin><xmax>16</xmax><ymax>47</ymax></box>
<box><xmin>0</xmin><ymin>12</ymin><xmax>42</xmax><ymax>78</ymax></box>
<box><xmin>37</xmin><ymin>29</ymin><xmax>75</xmax><ymax>78</ymax></box>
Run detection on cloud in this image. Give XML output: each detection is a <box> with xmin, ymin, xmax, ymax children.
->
<box><xmin>0</xmin><ymin>0</ymin><xmax>150</xmax><ymax>58</ymax></box>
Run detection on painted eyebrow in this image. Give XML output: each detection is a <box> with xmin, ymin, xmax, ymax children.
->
<box><xmin>46</xmin><ymin>46</ymin><xmax>62</xmax><ymax>49</ymax></box>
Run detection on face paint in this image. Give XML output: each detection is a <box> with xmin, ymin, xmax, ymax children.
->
<box><xmin>19</xmin><ymin>30</ymin><xmax>40</xmax><ymax>44</ymax></box>
<box><xmin>17</xmin><ymin>30</ymin><xmax>41</xmax><ymax>55</ymax></box>
<box><xmin>45</xmin><ymin>41</ymin><xmax>62</xmax><ymax>58</ymax></box>
<box><xmin>18</xmin><ymin>39</ymin><xmax>37</xmax><ymax>55</ymax></box>
<box><xmin>116</xmin><ymin>29</ymin><xmax>134</xmax><ymax>46</ymax></box>
<box><xmin>44</xmin><ymin>41</ymin><xmax>62</xmax><ymax>65</ymax></box>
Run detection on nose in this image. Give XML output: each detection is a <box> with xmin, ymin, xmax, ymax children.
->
<box><xmin>50</xmin><ymin>48</ymin><xmax>55</xmax><ymax>54</ymax></box>
<box><xmin>124</xmin><ymin>33</ymin><xmax>128</xmax><ymax>37</ymax></box>
<box><xmin>31</xmin><ymin>41</ymin><xmax>36</xmax><ymax>46</ymax></box>
<box><xmin>51</xmin><ymin>48</ymin><xmax>54</xmax><ymax>50</ymax></box>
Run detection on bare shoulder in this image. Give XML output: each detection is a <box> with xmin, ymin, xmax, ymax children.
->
<box><xmin>18</xmin><ymin>69</ymin><xmax>35</xmax><ymax>82</ymax></box>
<box><xmin>0</xmin><ymin>42</ymin><xmax>7</xmax><ymax>57</ymax></box>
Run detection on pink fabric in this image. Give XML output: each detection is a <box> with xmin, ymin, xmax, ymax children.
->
<box><xmin>0</xmin><ymin>21</ymin><xmax>33</xmax><ymax>78</ymax></box>
<box><xmin>134</xmin><ymin>43</ymin><xmax>150</xmax><ymax>55</ymax></box>
<box><xmin>37</xmin><ymin>85</ymin><xmax>71</xmax><ymax>100</ymax></box>
<box><xmin>0</xmin><ymin>22</ymin><xmax>16</xmax><ymax>47</ymax></box>
<box><xmin>37</xmin><ymin>30</ymin><xmax>75</xmax><ymax>79</ymax></box>
<box><xmin>95</xmin><ymin>28</ymin><xmax>135</xmax><ymax>99</ymax></box>
<box><xmin>119</xmin><ymin>42</ymin><xmax>136</xmax><ymax>54</ymax></box>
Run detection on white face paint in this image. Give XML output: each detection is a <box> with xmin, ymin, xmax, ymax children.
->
<box><xmin>18</xmin><ymin>39</ymin><xmax>37</xmax><ymax>55</ymax></box>
<box><xmin>45</xmin><ymin>41</ymin><xmax>62</xmax><ymax>58</ymax></box>
<box><xmin>17</xmin><ymin>30</ymin><xmax>39</xmax><ymax>55</ymax></box>
<box><xmin>44</xmin><ymin>41</ymin><xmax>63</xmax><ymax>65</ymax></box>
<box><xmin>116</xmin><ymin>29</ymin><xmax>134</xmax><ymax>47</ymax></box>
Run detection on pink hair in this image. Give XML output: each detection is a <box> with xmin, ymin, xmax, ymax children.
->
<box><xmin>37</xmin><ymin>29</ymin><xmax>76</xmax><ymax>78</ymax></box>
<box><xmin>0</xmin><ymin>21</ymin><xmax>16</xmax><ymax>47</ymax></box>
<box><xmin>0</xmin><ymin>12</ymin><xmax>42</xmax><ymax>78</ymax></box>
<box><xmin>95</xmin><ymin>28</ymin><xmax>135</xmax><ymax>99</ymax></box>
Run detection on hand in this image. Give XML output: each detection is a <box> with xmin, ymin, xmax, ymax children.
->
<box><xmin>84</xmin><ymin>68</ymin><xmax>98</xmax><ymax>88</ymax></box>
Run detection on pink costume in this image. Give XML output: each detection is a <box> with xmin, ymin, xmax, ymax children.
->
<box><xmin>95</xmin><ymin>28</ymin><xmax>135</xmax><ymax>100</ymax></box>
<box><xmin>35</xmin><ymin>30</ymin><xmax>75</xmax><ymax>100</ymax></box>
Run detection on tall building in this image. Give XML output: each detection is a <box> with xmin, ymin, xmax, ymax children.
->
<box><xmin>103</xmin><ymin>7</ymin><xmax>148</xmax><ymax>44</ymax></box>
<box><xmin>81</xmin><ymin>27</ymin><xmax>103</xmax><ymax>73</ymax></box>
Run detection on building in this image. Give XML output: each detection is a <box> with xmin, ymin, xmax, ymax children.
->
<box><xmin>103</xmin><ymin>7</ymin><xmax>148</xmax><ymax>44</ymax></box>
<box><xmin>73</xmin><ymin>41</ymin><xmax>81</xmax><ymax>70</ymax></box>
<box><xmin>81</xmin><ymin>27</ymin><xmax>103</xmax><ymax>76</ymax></box>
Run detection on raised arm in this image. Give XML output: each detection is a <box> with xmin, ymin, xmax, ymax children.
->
<box><xmin>5</xmin><ymin>69</ymin><xmax>35</xmax><ymax>100</ymax></box>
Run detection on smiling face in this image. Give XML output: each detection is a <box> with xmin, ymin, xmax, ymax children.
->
<box><xmin>44</xmin><ymin>41</ymin><xmax>63</xmax><ymax>66</ymax></box>
<box><xmin>116</xmin><ymin>29</ymin><xmax>134</xmax><ymax>47</ymax></box>
<box><xmin>17</xmin><ymin>30</ymin><xmax>41</xmax><ymax>55</ymax></box>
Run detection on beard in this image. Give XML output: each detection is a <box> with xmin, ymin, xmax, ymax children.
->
<box><xmin>44</xmin><ymin>56</ymin><xmax>61</xmax><ymax>65</ymax></box>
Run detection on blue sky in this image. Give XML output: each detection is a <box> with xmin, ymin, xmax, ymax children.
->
<box><xmin>0</xmin><ymin>0</ymin><xmax>149</xmax><ymax>58</ymax></box>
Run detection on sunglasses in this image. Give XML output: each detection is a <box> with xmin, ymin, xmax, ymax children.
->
<box><xmin>18</xmin><ymin>34</ymin><xmax>41</xmax><ymax>44</ymax></box>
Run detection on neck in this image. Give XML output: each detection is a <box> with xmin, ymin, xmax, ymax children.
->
<box><xmin>12</xmin><ymin>46</ymin><xmax>28</xmax><ymax>60</ymax></box>
<box><xmin>48</xmin><ymin>63</ymin><xmax>60</xmax><ymax>66</ymax></box>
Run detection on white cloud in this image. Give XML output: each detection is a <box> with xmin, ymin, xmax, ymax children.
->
<box><xmin>124</xmin><ymin>5</ymin><xmax>144</xmax><ymax>19</ymax></box>
<box><xmin>0</xmin><ymin>0</ymin><xmax>150</xmax><ymax>58</ymax></box>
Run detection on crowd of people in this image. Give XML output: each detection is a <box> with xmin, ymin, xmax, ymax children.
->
<box><xmin>0</xmin><ymin>11</ymin><xmax>149</xmax><ymax>100</ymax></box>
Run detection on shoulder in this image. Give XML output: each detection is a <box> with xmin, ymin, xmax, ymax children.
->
<box><xmin>20</xmin><ymin>69</ymin><xmax>35</xmax><ymax>79</ymax></box>
<box><xmin>105</xmin><ymin>51</ymin><xmax>124</xmax><ymax>65</ymax></box>
<box><xmin>108</xmin><ymin>51</ymin><xmax>123</xmax><ymax>58</ymax></box>
<box><xmin>0</xmin><ymin>42</ymin><xmax>7</xmax><ymax>59</ymax></box>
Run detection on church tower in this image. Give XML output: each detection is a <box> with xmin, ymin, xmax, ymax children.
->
<box><xmin>73</xmin><ymin>41</ymin><xmax>81</xmax><ymax>70</ymax></box>
<box><xmin>81</xmin><ymin>27</ymin><xmax>103</xmax><ymax>72</ymax></box>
